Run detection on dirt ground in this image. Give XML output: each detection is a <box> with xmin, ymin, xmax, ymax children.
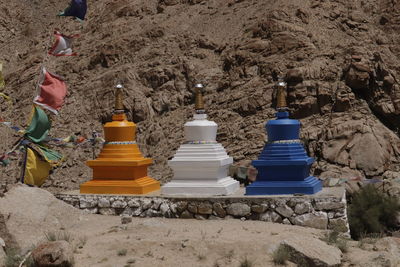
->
<box><xmin>72</xmin><ymin>215</ymin><xmax>304</xmax><ymax>267</ymax></box>
<box><xmin>39</xmin><ymin>214</ymin><xmax>400</xmax><ymax>267</ymax></box>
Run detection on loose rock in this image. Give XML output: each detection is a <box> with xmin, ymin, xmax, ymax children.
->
<box><xmin>31</xmin><ymin>240</ymin><xmax>74</xmax><ymax>267</ymax></box>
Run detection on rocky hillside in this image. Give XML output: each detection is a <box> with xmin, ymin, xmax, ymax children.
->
<box><xmin>1</xmin><ymin>0</ymin><xmax>400</xmax><ymax>192</ymax></box>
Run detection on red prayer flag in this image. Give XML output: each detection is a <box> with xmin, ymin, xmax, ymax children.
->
<box><xmin>33</xmin><ymin>68</ymin><xmax>67</xmax><ymax>114</ymax></box>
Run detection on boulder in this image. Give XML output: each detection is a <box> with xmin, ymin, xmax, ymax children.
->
<box><xmin>281</xmin><ymin>235</ymin><xmax>342</xmax><ymax>267</ymax></box>
<box><xmin>159</xmin><ymin>203</ymin><xmax>170</xmax><ymax>217</ymax></box>
<box><xmin>290</xmin><ymin>212</ymin><xmax>328</xmax><ymax>229</ymax></box>
<box><xmin>314</xmin><ymin>200</ymin><xmax>344</xmax><ymax>211</ymax></box>
<box><xmin>251</xmin><ymin>204</ymin><xmax>268</xmax><ymax>213</ymax></box>
<box><xmin>98</xmin><ymin>198</ymin><xmax>110</xmax><ymax>208</ymax></box>
<box><xmin>259</xmin><ymin>211</ymin><xmax>282</xmax><ymax>223</ymax></box>
<box><xmin>0</xmin><ymin>185</ymin><xmax>82</xmax><ymax>250</ymax></box>
<box><xmin>127</xmin><ymin>199</ymin><xmax>140</xmax><ymax>208</ymax></box>
<box><xmin>31</xmin><ymin>240</ymin><xmax>74</xmax><ymax>267</ymax></box>
<box><xmin>111</xmin><ymin>200</ymin><xmax>127</xmax><ymax>209</ymax></box>
<box><xmin>213</xmin><ymin>203</ymin><xmax>226</xmax><ymax>218</ymax></box>
<box><xmin>197</xmin><ymin>202</ymin><xmax>213</xmax><ymax>215</ymax></box>
<box><xmin>180</xmin><ymin>210</ymin><xmax>193</xmax><ymax>219</ymax></box>
<box><xmin>79</xmin><ymin>198</ymin><xmax>97</xmax><ymax>209</ymax></box>
<box><xmin>276</xmin><ymin>204</ymin><xmax>294</xmax><ymax>218</ymax></box>
<box><xmin>226</xmin><ymin>203</ymin><xmax>251</xmax><ymax>217</ymax></box>
<box><xmin>294</xmin><ymin>202</ymin><xmax>311</xmax><ymax>214</ymax></box>
<box><xmin>98</xmin><ymin>208</ymin><xmax>116</xmax><ymax>216</ymax></box>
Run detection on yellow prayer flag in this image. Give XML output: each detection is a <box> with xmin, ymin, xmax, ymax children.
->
<box><xmin>23</xmin><ymin>147</ymin><xmax>52</xmax><ymax>186</ymax></box>
<box><xmin>0</xmin><ymin>63</ymin><xmax>5</xmax><ymax>89</ymax></box>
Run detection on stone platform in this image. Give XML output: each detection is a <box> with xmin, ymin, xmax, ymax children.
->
<box><xmin>55</xmin><ymin>187</ymin><xmax>349</xmax><ymax>233</ymax></box>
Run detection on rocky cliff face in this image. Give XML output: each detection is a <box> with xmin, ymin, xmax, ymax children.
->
<box><xmin>1</xmin><ymin>0</ymin><xmax>400</xmax><ymax>192</ymax></box>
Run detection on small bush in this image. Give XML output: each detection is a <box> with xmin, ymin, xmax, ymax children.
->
<box><xmin>44</xmin><ymin>231</ymin><xmax>72</xmax><ymax>243</ymax></box>
<box><xmin>336</xmin><ymin>239</ymin><xmax>348</xmax><ymax>253</ymax></box>
<box><xmin>348</xmin><ymin>185</ymin><xmax>400</xmax><ymax>240</ymax></box>
<box><xmin>127</xmin><ymin>258</ymin><xmax>136</xmax><ymax>264</ymax></box>
<box><xmin>5</xmin><ymin>248</ymin><xmax>23</xmax><ymax>267</ymax></box>
<box><xmin>321</xmin><ymin>230</ymin><xmax>348</xmax><ymax>253</ymax></box>
<box><xmin>117</xmin><ymin>249</ymin><xmax>128</xmax><ymax>256</ymax></box>
<box><xmin>58</xmin><ymin>231</ymin><xmax>72</xmax><ymax>243</ymax></box>
<box><xmin>272</xmin><ymin>245</ymin><xmax>290</xmax><ymax>265</ymax></box>
<box><xmin>240</xmin><ymin>257</ymin><xmax>254</xmax><ymax>267</ymax></box>
<box><xmin>197</xmin><ymin>254</ymin><xmax>206</xmax><ymax>261</ymax></box>
<box><xmin>44</xmin><ymin>231</ymin><xmax>57</xmax><ymax>242</ymax></box>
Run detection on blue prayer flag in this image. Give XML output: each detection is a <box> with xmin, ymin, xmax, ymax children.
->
<box><xmin>59</xmin><ymin>0</ymin><xmax>87</xmax><ymax>21</ymax></box>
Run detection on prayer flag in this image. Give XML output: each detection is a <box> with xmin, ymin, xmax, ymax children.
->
<box><xmin>33</xmin><ymin>68</ymin><xmax>67</xmax><ymax>114</ymax></box>
<box><xmin>22</xmin><ymin>147</ymin><xmax>52</xmax><ymax>186</ymax></box>
<box><xmin>58</xmin><ymin>0</ymin><xmax>87</xmax><ymax>21</ymax></box>
<box><xmin>49</xmin><ymin>31</ymin><xmax>78</xmax><ymax>56</ymax></box>
<box><xmin>0</xmin><ymin>62</ymin><xmax>5</xmax><ymax>89</ymax></box>
<box><xmin>25</xmin><ymin>106</ymin><xmax>51</xmax><ymax>143</ymax></box>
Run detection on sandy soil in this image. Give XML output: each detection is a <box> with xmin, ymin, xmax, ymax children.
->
<box><xmin>68</xmin><ymin>215</ymin><xmax>314</xmax><ymax>267</ymax></box>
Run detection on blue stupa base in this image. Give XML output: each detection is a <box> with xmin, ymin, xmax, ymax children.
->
<box><xmin>245</xmin><ymin>176</ymin><xmax>322</xmax><ymax>195</ymax></box>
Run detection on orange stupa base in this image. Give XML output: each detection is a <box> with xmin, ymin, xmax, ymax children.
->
<box><xmin>80</xmin><ymin>113</ymin><xmax>160</xmax><ymax>194</ymax></box>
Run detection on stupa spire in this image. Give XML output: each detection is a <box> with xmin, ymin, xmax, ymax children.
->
<box><xmin>194</xmin><ymin>83</ymin><xmax>205</xmax><ymax>114</ymax></box>
<box><xmin>276</xmin><ymin>80</ymin><xmax>287</xmax><ymax>111</ymax></box>
<box><xmin>114</xmin><ymin>84</ymin><xmax>124</xmax><ymax>112</ymax></box>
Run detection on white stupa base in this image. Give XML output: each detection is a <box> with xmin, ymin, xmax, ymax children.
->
<box><xmin>161</xmin><ymin>177</ymin><xmax>240</xmax><ymax>196</ymax></box>
<box><xmin>161</xmin><ymin>114</ymin><xmax>240</xmax><ymax>196</ymax></box>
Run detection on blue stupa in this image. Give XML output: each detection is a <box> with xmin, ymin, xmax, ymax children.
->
<box><xmin>245</xmin><ymin>81</ymin><xmax>322</xmax><ymax>195</ymax></box>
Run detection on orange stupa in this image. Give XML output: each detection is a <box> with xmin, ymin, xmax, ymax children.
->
<box><xmin>80</xmin><ymin>84</ymin><xmax>160</xmax><ymax>194</ymax></box>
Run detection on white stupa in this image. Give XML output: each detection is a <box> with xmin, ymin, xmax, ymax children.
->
<box><xmin>161</xmin><ymin>84</ymin><xmax>240</xmax><ymax>196</ymax></box>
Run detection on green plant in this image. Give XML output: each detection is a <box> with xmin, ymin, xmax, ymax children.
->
<box><xmin>272</xmin><ymin>245</ymin><xmax>289</xmax><ymax>265</ymax></box>
<box><xmin>5</xmin><ymin>248</ymin><xmax>23</xmax><ymax>267</ymax></box>
<box><xmin>336</xmin><ymin>239</ymin><xmax>348</xmax><ymax>253</ymax></box>
<box><xmin>44</xmin><ymin>231</ymin><xmax>57</xmax><ymax>242</ymax></box>
<box><xmin>225</xmin><ymin>249</ymin><xmax>234</xmax><ymax>260</ymax></box>
<box><xmin>58</xmin><ymin>231</ymin><xmax>72</xmax><ymax>243</ymax></box>
<box><xmin>348</xmin><ymin>185</ymin><xmax>400</xmax><ymax>240</ymax></box>
<box><xmin>98</xmin><ymin>257</ymin><xmax>108</xmax><ymax>263</ymax></box>
<box><xmin>197</xmin><ymin>254</ymin><xmax>206</xmax><ymax>261</ymax></box>
<box><xmin>44</xmin><ymin>231</ymin><xmax>72</xmax><ymax>243</ymax></box>
<box><xmin>321</xmin><ymin>230</ymin><xmax>348</xmax><ymax>253</ymax></box>
<box><xmin>240</xmin><ymin>257</ymin><xmax>254</xmax><ymax>267</ymax></box>
<box><xmin>145</xmin><ymin>250</ymin><xmax>153</xmax><ymax>257</ymax></box>
<box><xmin>77</xmin><ymin>236</ymin><xmax>87</xmax><ymax>248</ymax></box>
<box><xmin>117</xmin><ymin>249</ymin><xmax>128</xmax><ymax>256</ymax></box>
<box><xmin>127</xmin><ymin>258</ymin><xmax>136</xmax><ymax>264</ymax></box>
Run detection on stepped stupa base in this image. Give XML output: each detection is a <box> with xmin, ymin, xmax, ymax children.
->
<box><xmin>80</xmin><ymin>177</ymin><xmax>160</xmax><ymax>195</ymax></box>
<box><xmin>161</xmin><ymin>177</ymin><xmax>239</xmax><ymax>196</ymax></box>
<box><xmin>245</xmin><ymin>176</ymin><xmax>322</xmax><ymax>195</ymax></box>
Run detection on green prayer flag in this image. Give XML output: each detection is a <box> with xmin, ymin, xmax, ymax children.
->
<box><xmin>25</xmin><ymin>106</ymin><xmax>51</xmax><ymax>143</ymax></box>
<box><xmin>34</xmin><ymin>144</ymin><xmax>63</xmax><ymax>165</ymax></box>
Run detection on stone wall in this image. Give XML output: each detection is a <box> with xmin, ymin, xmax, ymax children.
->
<box><xmin>56</xmin><ymin>188</ymin><xmax>349</xmax><ymax>233</ymax></box>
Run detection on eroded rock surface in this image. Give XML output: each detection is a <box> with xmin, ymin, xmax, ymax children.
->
<box><xmin>1</xmin><ymin>0</ymin><xmax>400</xmax><ymax>191</ymax></box>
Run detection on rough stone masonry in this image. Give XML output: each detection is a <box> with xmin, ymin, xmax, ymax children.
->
<box><xmin>56</xmin><ymin>187</ymin><xmax>349</xmax><ymax>233</ymax></box>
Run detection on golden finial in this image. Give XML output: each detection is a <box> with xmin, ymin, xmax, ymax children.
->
<box><xmin>194</xmin><ymin>83</ymin><xmax>205</xmax><ymax>113</ymax></box>
<box><xmin>115</xmin><ymin>84</ymin><xmax>124</xmax><ymax>112</ymax></box>
<box><xmin>276</xmin><ymin>80</ymin><xmax>287</xmax><ymax>110</ymax></box>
